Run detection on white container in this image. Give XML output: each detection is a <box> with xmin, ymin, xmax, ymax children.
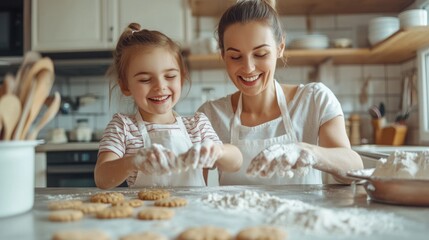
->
<box><xmin>399</xmin><ymin>9</ymin><xmax>428</xmax><ymax>29</ymax></box>
<box><xmin>0</xmin><ymin>141</ymin><xmax>40</xmax><ymax>218</ymax></box>
<box><xmin>368</xmin><ymin>17</ymin><xmax>399</xmax><ymax>46</ymax></box>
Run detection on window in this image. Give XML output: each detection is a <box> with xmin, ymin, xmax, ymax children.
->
<box><xmin>418</xmin><ymin>46</ymin><xmax>429</xmax><ymax>142</ymax></box>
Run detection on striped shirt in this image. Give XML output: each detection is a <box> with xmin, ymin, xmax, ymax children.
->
<box><xmin>98</xmin><ymin>112</ymin><xmax>222</xmax><ymax>186</ymax></box>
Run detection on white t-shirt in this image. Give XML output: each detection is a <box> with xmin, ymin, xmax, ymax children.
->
<box><xmin>198</xmin><ymin>82</ymin><xmax>343</xmax><ymax>145</ymax></box>
<box><xmin>99</xmin><ymin>112</ymin><xmax>221</xmax><ymax>186</ymax></box>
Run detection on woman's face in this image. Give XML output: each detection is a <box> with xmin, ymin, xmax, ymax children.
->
<box><xmin>123</xmin><ymin>46</ymin><xmax>182</xmax><ymax>122</ymax></box>
<box><xmin>222</xmin><ymin>21</ymin><xmax>284</xmax><ymax>96</ymax></box>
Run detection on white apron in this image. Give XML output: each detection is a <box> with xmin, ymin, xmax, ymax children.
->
<box><xmin>220</xmin><ymin>81</ymin><xmax>321</xmax><ymax>185</ymax></box>
<box><xmin>133</xmin><ymin>112</ymin><xmax>205</xmax><ymax>187</ymax></box>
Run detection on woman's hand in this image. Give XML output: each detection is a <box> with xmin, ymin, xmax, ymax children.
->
<box><xmin>178</xmin><ymin>139</ymin><xmax>224</xmax><ymax>170</ymax></box>
<box><xmin>246</xmin><ymin>143</ymin><xmax>317</xmax><ymax>178</ymax></box>
<box><xmin>133</xmin><ymin>144</ymin><xmax>177</xmax><ymax>175</ymax></box>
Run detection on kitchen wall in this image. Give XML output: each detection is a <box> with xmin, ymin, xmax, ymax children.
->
<box><xmin>41</xmin><ymin>13</ymin><xmax>420</xmax><ymax>145</ymax></box>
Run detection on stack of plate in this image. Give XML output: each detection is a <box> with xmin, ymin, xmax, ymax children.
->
<box><xmin>368</xmin><ymin>17</ymin><xmax>399</xmax><ymax>46</ymax></box>
<box><xmin>288</xmin><ymin>34</ymin><xmax>329</xmax><ymax>49</ymax></box>
<box><xmin>398</xmin><ymin>9</ymin><xmax>428</xmax><ymax>29</ymax></box>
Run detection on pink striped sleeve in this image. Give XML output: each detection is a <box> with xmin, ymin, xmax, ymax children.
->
<box><xmin>184</xmin><ymin>112</ymin><xmax>222</xmax><ymax>144</ymax></box>
<box><xmin>98</xmin><ymin>114</ymin><xmax>127</xmax><ymax>157</ymax></box>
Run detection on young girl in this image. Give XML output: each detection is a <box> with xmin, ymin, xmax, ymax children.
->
<box><xmin>95</xmin><ymin>23</ymin><xmax>242</xmax><ymax>189</ymax></box>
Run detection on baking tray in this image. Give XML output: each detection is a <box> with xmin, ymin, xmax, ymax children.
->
<box><xmin>347</xmin><ymin>169</ymin><xmax>429</xmax><ymax>206</ymax></box>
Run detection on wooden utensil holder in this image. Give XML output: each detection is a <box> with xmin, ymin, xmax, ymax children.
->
<box><xmin>372</xmin><ymin>118</ymin><xmax>407</xmax><ymax>145</ymax></box>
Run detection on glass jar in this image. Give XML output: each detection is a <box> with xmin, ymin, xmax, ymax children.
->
<box><xmin>74</xmin><ymin>119</ymin><xmax>93</xmax><ymax>142</ymax></box>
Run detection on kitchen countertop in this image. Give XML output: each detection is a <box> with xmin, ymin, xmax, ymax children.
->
<box><xmin>0</xmin><ymin>185</ymin><xmax>428</xmax><ymax>240</ymax></box>
<box><xmin>36</xmin><ymin>142</ymin><xmax>100</xmax><ymax>152</ymax></box>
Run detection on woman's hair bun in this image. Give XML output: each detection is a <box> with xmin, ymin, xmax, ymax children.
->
<box><xmin>262</xmin><ymin>0</ymin><xmax>276</xmax><ymax>11</ymax></box>
<box><xmin>128</xmin><ymin>23</ymin><xmax>141</xmax><ymax>31</ymax></box>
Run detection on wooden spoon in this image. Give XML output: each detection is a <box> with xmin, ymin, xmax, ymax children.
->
<box><xmin>18</xmin><ymin>57</ymin><xmax>54</xmax><ymax>104</ymax></box>
<box><xmin>15</xmin><ymin>51</ymin><xmax>41</xmax><ymax>94</ymax></box>
<box><xmin>27</xmin><ymin>92</ymin><xmax>61</xmax><ymax>140</ymax></box>
<box><xmin>0</xmin><ymin>94</ymin><xmax>22</xmax><ymax>140</ymax></box>
<box><xmin>12</xmin><ymin>81</ymin><xmax>36</xmax><ymax>140</ymax></box>
<box><xmin>20</xmin><ymin>69</ymin><xmax>54</xmax><ymax>139</ymax></box>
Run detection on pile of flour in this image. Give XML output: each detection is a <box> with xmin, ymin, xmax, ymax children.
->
<box><xmin>372</xmin><ymin>151</ymin><xmax>429</xmax><ymax>179</ymax></box>
<box><xmin>201</xmin><ymin>190</ymin><xmax>400</xmax><ymax>235</ymax></box>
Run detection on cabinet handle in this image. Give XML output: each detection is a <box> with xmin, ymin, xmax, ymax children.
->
<box><xmin>108</xmin><ymin>26</ymin><xmax>114</xmax><ymax>42</ymax></box>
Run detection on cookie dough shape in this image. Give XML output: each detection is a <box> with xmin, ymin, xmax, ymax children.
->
<box><xmin>154</xmin><ymin>197</ymin><xmax>187</xmax><ymax>207</ymax></box>
<box><xmin>137</xmin><ymin>207</ymin><xmax>175</xmax><ymax>220</ymax></box>
<box><xmin>235</xmin><ymin>226</ymin><xmax>287</xmax><ymax>240</ymax></box>
<box><xmin>90</xmin><ymin>192</ymin><xmax>125</xmax><ymax>204</ymax></box>
<box><xmin>112</xmin><ymin>199</ymin><xmax>144</xmax><ymax>208</ymax></box>
<box><xmin>48</xmin><ymin>200</ymin><xmax>83</xmax><ymax>210</ymax></box>
<box><xmin>176</xmin><ymin>226</ymin><xmax>232</xmax><ymax>240</ymax></box>
<box><xmin>48</xmin><ymin>210</ymin><xmax>84</xmax><ymax>222</ymax></box>
<box><xmin>120</xmin><ymin>232</ymin><xmax>167</xmax><ymax>240</ymax></box>
<box><xmin>52</xmin><ymin>229</ymin><xmax>110</xmax><ymax>240</ymax></box>
<box><xmin>138</xmin><ymin>189</ymin><xmax>170</xmax><ymax>200</ymax></box>
<box><xmin>75</xmin><ymin>203</ymin><xmax>109</xmax><ymax>214</ymax></box>
<box><xmin>96</xmin><ymin>206</ymin><xmax>134</xmax><ymax>219</ymax></box>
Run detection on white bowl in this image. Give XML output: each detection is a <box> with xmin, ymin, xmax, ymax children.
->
<box><xmin>399</xmin><ymin>9</ymin><xmax>428</xmax><ymax>29</ymax></box>
<box><xmin>289</xmin><ymin>34</ymin><xmax>329</xmax><ymax>49</ymax></box>
<box><xmin>332</xmin><ymin>38</ymin><xmax>352</xmax><ymax>48</ymax></box>
<box><xmin>368</xmin><ymin>17</ymin><xmax>400</xmax><ymax>46</ymax></box>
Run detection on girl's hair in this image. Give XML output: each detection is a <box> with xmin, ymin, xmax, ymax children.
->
<box><xmin>216</xmin><ymin>0</ymin><xmax>284</xmax><ymax>58</ymax></box>
<box><xmin>107</xmin><ymin>23</ymin><xmax>188</xmax><ymax>96</ymax></box>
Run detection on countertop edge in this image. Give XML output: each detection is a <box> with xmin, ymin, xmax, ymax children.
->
<box><xmin>36</xmin><ymin>142</ymin><xmax>100</xmax><ymax>152</ymax></box>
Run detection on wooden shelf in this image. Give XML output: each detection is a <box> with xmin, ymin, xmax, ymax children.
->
<box><xmin>188</xmin><ymin>0</ymin><xmax>415</xmax><ymax>16</ymax></box>
<box><xmin>187</xmin><ymin>27</ymin><xmax>429</xmax><ymax>69</ymax></box>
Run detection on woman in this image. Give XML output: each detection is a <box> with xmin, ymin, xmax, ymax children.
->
<box><xmin>198</xmin><ymin>0</ymin><xmax>363</xmax><ymax>185</ymax></box>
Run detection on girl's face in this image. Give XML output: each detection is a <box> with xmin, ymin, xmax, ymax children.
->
<box><xmin>222</xmin><ymin>21</ymin><xmax>284</xmax><ymax>96</ymax></box>
<box><xmin>123</xmin><ymin>46</ymin><xmax>182</xmax><ymax>123</ymax></box>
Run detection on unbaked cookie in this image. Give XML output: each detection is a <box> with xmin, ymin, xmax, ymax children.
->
<box><xmin>235</xmin><ymin>226</ymin><xmax>287</xmax><ymax>240</ymax></box>
<box><xmin>119</xmin><ymin>232</ymin><xmax>167</xmax><ymax>240</ymax></box>
<box><xmin>138</xmin><ymin>189</ymin><xmax>170</xmax><ymax>200</ymax></box>
<box><xmin>52</xmin><ymin>229</ymin><xmax>110</xmax><ymax>240</ymax></box>
<box><xmin>75</xmin><ymin>203</ymin><xmax>109</xmax><ymax>214</ymax></box>
<box><xmin>176</xmin><ymin>226</ymin><xmax>232</xmax><ymax>240</ymax></box>
<box><xmin>96</xmin><ymin>206</ymin><xmax>134</xmax><ymax>219</ymax></box>
<box><xmin>90</xmin><ymin>192</ymin><xmax>125</xmax><ymax>204</ymax></box>
<box><xmin>154</xmin><ymin>197</ymin><xmax>187</xmax><ymax>207</ymax></box>
<box><xmin>48</xmin><ymin>200</ymin><xmax>83</xmax><ymax>210</ymax></box>
<box><xmin>112</xmin><ymin>199</ymin><xmax>144</xmax><ymax>208</ymax></box>
<box><xmin>48</xmin><ymin>210</ymin><xmax>84</xmax><ymax>222</ymax></box>
<box><xmin>137</xmin><ymin>207</ymin><xmax>175</xmax><ymax>220</ymax></box>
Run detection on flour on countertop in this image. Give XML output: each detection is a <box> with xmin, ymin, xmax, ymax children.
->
<box><xmin>372</xmin><ymin>151</ymin><xmax>429</xmax><ymax>179</ymax></box>
<box><xmin>201</xmin><ymin>190</ymin><xmax>401</xmax><ymax>235</ymax></box>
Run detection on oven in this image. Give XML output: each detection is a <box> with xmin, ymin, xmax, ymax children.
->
<box><xmin>46</xmin><ymin>150</ymin><xmax>98</xmax><ymax>187</ymax></box>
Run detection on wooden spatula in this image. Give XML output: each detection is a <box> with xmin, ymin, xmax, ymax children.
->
<box><xmin>0</xmin><ymin>94</ymin><xmax>22</xmax><ymax>140</ymax></box>
<box><xmin>27</xmin><ymin>92</ymin><xmax>61</xmax><ymax>140</ymax></box>
<box><xmin>20</xmin><ymin>69</ymin><xmax>54</xmax><ymax>139</ymax></box>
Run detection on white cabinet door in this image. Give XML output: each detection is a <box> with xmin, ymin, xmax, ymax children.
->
<box><xmin>116</xmin><ymin>0</ymin><xmax>185</xmax><ymax>44</ymax></box>
<box><xmin>32</xmin><ymin>0</ymin><xmax>113</xmax><ymax>52</ymax></box>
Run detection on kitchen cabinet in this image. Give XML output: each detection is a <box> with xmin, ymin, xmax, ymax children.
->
<box><xmin>32</xmin><ymin>0</ymin><xmax>186</xmax><ymax>52</ymax></box>
<box><xmin>187</xmin><ymin>0</ymin><xmax>429</xmax><ymax>69</ymax></box>
<box><xmin>32</xmin><ymin>0</ymin><xmax>113</xmax><ymax>52</ymax></box>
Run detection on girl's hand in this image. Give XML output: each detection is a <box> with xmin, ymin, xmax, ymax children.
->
<box><xmin>133</xmin><ymin>144</ymin><xmax>177</xmax><ymax>175</ymax></box>
<box><xmin>179</xmin><ymin>139</ymin><xmax>223</xmax><ymax>170</ymax></box>
<box><xmin>246</xmin><ymin>143</ymin><xmax>317</xmax><ymax>178</ymax></box>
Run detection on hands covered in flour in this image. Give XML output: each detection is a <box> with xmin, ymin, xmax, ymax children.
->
<box><xmin>246</xmin><ymin>143</ymin><xmax>317</xmax><ymax>178</ymax></box>
<box><xmin>133</xmin><ymin>143</ymin><xmax>177</xmax><ymax>175</ymax></box>
<box><xmin>133</xmin><ymin>140</ymin><xmax>223</xmax><ymax>175</ymax></box>
<box><xmin>178</xmin><ymin>139</ymin><xmax>223</xmax><ymax>170</ymax></box>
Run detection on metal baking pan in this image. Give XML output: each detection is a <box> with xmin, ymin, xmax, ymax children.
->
<box><xmin>347</xmin><ymin>169</ymin><xmax>429</xmax><ymax>206</ymax></box>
